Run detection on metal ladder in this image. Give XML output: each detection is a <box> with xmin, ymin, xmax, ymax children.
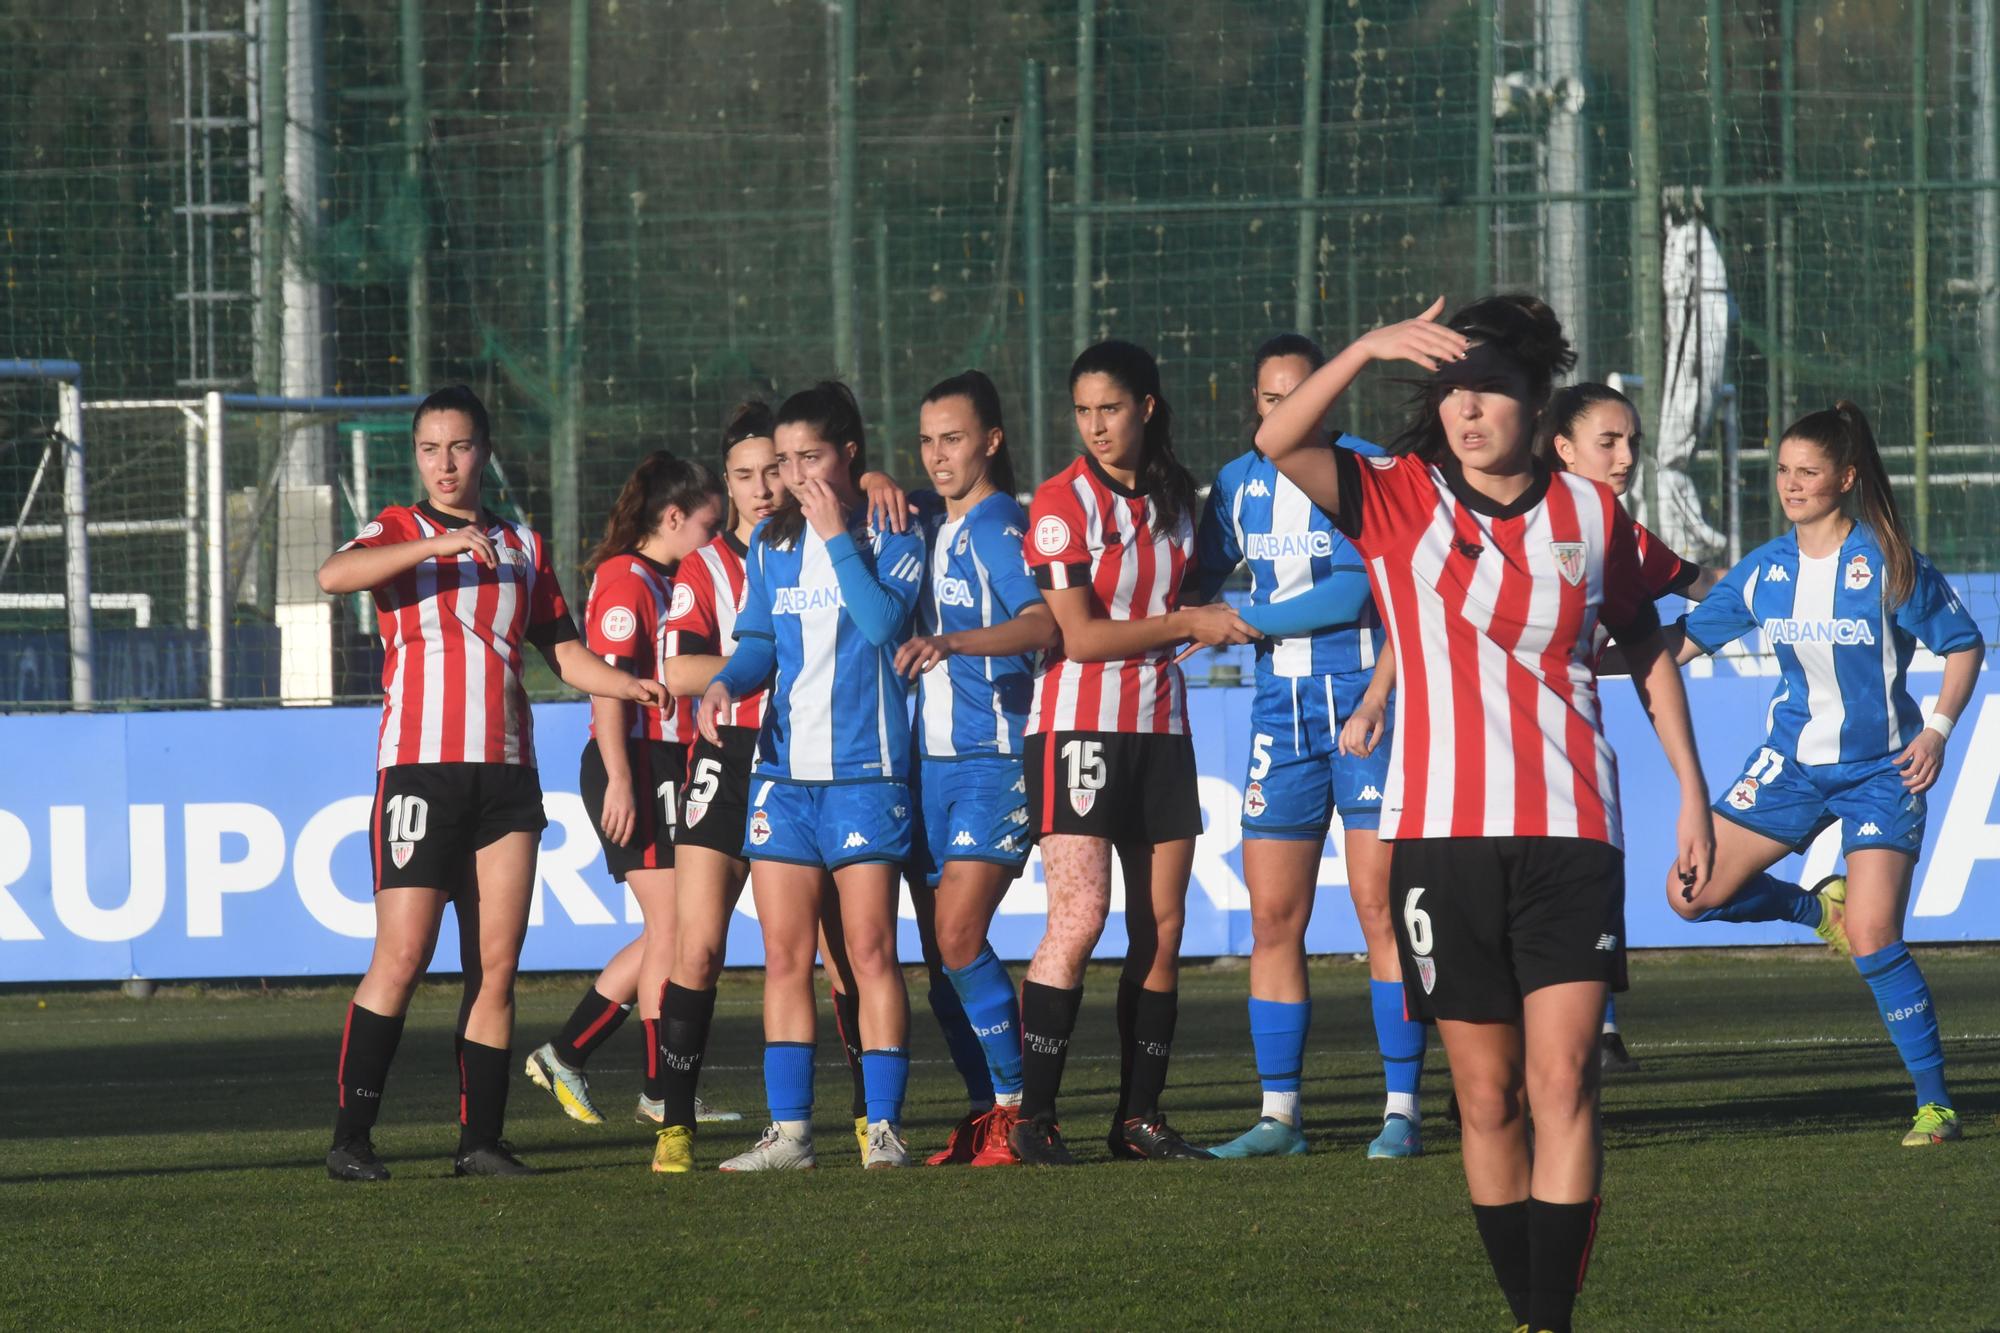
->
<box><xmin>170</xmin><ymin>0</ymin><xmax>261</xmax><ymax>392</ymax></box>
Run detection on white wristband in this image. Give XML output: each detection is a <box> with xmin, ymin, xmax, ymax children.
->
<box><xmin>1924</xmin><ymin>713</ymin><xmax>1955</xmax><ymax>742</ymax></box>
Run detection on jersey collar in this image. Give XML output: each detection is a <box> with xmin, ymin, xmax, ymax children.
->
<box><xmin>1436</xmin><ymin>454</ymin><xmax>1549</xmax><ymax>520</ymax></box>
<box><xmin>1084</xmin><ymin>451</ymin><xmax>1147</xmax><ymax>498</ymax></box>
<box><xmin>723</xmin><ymin>531</ymin><xmax>750</xmax><ymax>558</ymax></box>
<box><xmin>418</xmin><ymin>500</ymin><xmax>498</xmax><ymax>531</ymax></box>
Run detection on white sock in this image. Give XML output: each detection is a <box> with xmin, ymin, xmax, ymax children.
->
<box><xmin>1601</xmin><ymin>1019</ymin><xmax>1620</xmax><ymax>1035</ymax></box>
<box><xmin>1261</xmin><ymin>1090</ymin><xmax>1301</xmax><ymax>1126</ymax></box>
<box><xmin>776</xmin><ymin>1118</ymin><xmax>811</xmax><ymax>1141</ymax></box>
<box><xmin>994</xmin><ymin>1091</ymin><xmax>1023</xmax><ymax>1109</ymax></box>
<box><xmin>1384</xmin><ymin>1092</ymin><xmax>1419</xmax><ymax>1124</ymax></box>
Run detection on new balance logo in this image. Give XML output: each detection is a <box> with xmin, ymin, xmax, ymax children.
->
<box><xmin>843</xmin><ymin>832</ymin><xmax>868</xmax><ymax>849</ymax></box>
<box><xmin>951</xmin><ymin>830</ymin><xmax>977</xmax><ymax>848</ymax></box>
<box><xmin>1764</xmin><ymin>565</ymin><xmax>1790</xmax><ymax>582</ymax></box>
<box><xmin>1358</xmin><ymin>785</ymin><xmax>1383</xmax><ymax>802</ymax></box>
<box><xmin>1245</xmin><ymin>479</ymin><xmax>1271</xmax><ymax>498</ymax></box>
<box><xmin>1596</xmin><ymin>934</ymin><xmax>1618</xmax><ymax>951</ymax></box>
<box><xmin>1859</xmin><ymin>822</ymin><xmax>1882</xmax><ymax>836</ymax></box>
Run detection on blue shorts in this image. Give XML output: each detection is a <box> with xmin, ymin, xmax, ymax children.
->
<box><xmin>914</xmin><ymin>755</ymin><xmax>1031</xmax><ymax>886</ymax></box>
<box><xmin>1241</xmin><ymin>670</ymin><xmax>1389</xmax><ymax>840</ymax></box>
<box><xmin>742</xmin><ymin>778</ymin><xmax>914</xmax><ymax>870</ymax></box>
<box><xmin>1714</xmin><ymin>745</ymin><xmax>1926</xmax><ymax>857</ymax></box>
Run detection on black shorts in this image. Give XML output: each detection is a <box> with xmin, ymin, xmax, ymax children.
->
<box><xmin>578</xmin><ymin>738</ymin><xmax>685</xmax><ymax>880</ymax></box>
<box><xmin>1024</xmin><ymin>730</ymin><xmax>1200</xmax><ymax>844</ymax></box>
<box><xmin>1388</xmin><ymin>836</ymin><xmax>1627</xmax><ymax>1024</ymax></box>
<box><xmin>675</xmin><ymin>725</ymin><xmax>758</xmax><ymax>857</ymax></box>
<box><xmin>371</xmin><ymin>762</ymin><xmax>548</xmax><ymax>896</ymax></box>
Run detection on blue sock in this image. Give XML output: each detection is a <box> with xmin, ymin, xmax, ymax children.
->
<box><xmin>1692</xmin><ymin>872</ymin><xmax>1821</xmax><ymax>927</ymax></box>
<box><xmin>1854</xmin><ymin>943</ymin><xmax>1952</xmax><ymax>1109</ymax></box>
<box><xmin>860</xmin><ymin>1048</ymin><xmax>911</xmax><ymax>1124</ymax></box>
<box><xmin>1248</xmin><ymin>996</ymin><xmax>1309</xmax><ymax>1093</ymax></box>
<box><xmin>764</xmin><ymin>1042</ymin><xmax>815</xmax><ymax>1123</ymax></box>
<box><xmin>1370</xmin><ymin>979</ymin><xmax>1426</xmax><ymax>1104</ymax></box>
<box><xmin>1602</xmin><ymin>994</ymin><xmax>1618</xmax><ymax>1031</ymax></box>
<box><xmin>945</xmin><ymin>944</ymin><xmax>1023</xmax><ymax>1098</ymax></box>
<box><xmin>928</xmin><ymin>975</ymin><xmax>996</xmax><ymax>1106</ymax></box>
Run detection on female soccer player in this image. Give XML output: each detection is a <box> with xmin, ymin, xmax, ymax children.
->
<box><xmin>1007</xmin><ymin>339</ymin><xmax>1260</xmax><ymax>1167</ymax></box>
<box><xmin>1257</xmin><ymin>297</ymin><xmax>1714</xmax><ymax>1333</ymax></box>
<box><xmin>893</xmin><ymin>370</ymin><xmax>1057</xmax><ymax>1167</ymax></box>
<box><xmin>522</xmin><ymin>451</ymin><xmax>723</xmax><ymax>1132</ymax></box>
<box><xmin>700</xmin><ymin>382</ymin><xmax>926</xmax><ymax>1172</ymax></box>
<box><xmin>1663</xmin><ymin>401</ymin><xmax>1984</xmax><ymax>1146</ymax></box>
<box><xmin>320</xmin><ymin>385</ymin><xmax>668</xmax><ymax>1181</ymax></box>
<box><xmin>1192</xmin><ymin>333</ymin><xmax>1427</xmax><ymax>1160</ymax></box>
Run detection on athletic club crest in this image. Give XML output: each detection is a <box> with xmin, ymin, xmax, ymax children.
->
<box><xmin>1415</xmin><ymin>955</ymin><xmax>1437</xmax><ymax>995</ymax></box>
<box><xmin>391</xmin><ymin>841</ymin><xmax>414</xmax><ymax>868</ymax></box>
<box><xmin>748</xmin><ymin>810</ymin><xmax>771</xmax><ymax>845</ymax></box>
<box><xmin>1069</xmin><ymin>788</ymin><xmax>1095</xmax><ymax>817</ymax></box>
<box><xmin>1845</xmin><ymin>554</ymin><xmax>1873</xmax><ymax>590</ymax></box>
<box><xmin>683</xmin><ymin>800</ymin><xmax>708</xmax><ymax>828</ymax></box>
<box><xmin>1726</xmin><ymin>778</ymin><xmax>1758</xmax><ymax>811</ymax></box>
<box><xmin>1243</xmin><ymin>781</ymin><xmax>1267</xmax><ymax>818</ymax></box>
<box><xmin>1550</xmin><ymin>541</ymin><xmax>1587</xmax><ymax>587</ymax></box>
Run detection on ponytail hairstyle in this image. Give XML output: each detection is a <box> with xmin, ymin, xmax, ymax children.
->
<box><xmin>1391</xmin><ymin>293</ymin><xmax>1576</xmax><ymax>464</ymax></box>
<box><xmin>762</xmin><ymin>380</ymin><xmax>868</xmax><ymax>548</ymax></box>
<box><xmin>1534</xmin><ymin>382</ymin><xmax>1637</xmax><ymax>469</ymax></box>
<box><xmin>720</xmin><ymin>399</ymin><xmax>777</xmax><ymax>531</ymax></box>
<box><xmin>412</xmin><ymin>383</ymin><xmax>493</xmax><ymax>452</ymax></box>
<box><xmin>585</xmin><ymin>449</ymin><xmax>724</xmax><ymax>575</ymax></box>
<box><xmin>1782</xmin><ymin>400</ymin><xmax>1916</xmax><ymax>607</ymax></box>
<box><xmin>922</xmin><ymin>368</ymin><xmax>1016</xmax><ymax>497</ymax></box>
<box><xmin>1068</xmin><ymin>339</ymin><xmax>1198</xmax><ymax>534</ymax></box>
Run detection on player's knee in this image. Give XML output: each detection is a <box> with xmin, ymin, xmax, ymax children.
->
<box><xmin>676</xmin><ymin>941</ymin><xmax>725</xmax><ymax>989</ymax></box>
<box><xmin>1525</xmin><ymin>1050</ymin><xmax>1599</xmax><ymax>1118</ymax></box>
<box><xmin>933</xmin><ymin>913</ymin><xmax>986</xmax><ymax>972</ymax></box>
<box><xmin>1846</xmin><ymin>920</ymin><xmax>1901</xmax><ymax>957</ymax></box>
<box><xmin>1249</xmin><ymin>897</ymin><xmax>1308</xmax><ymax>951</ymax></box>
<box><xmin>367</xmin><ymin>936</ymin><xmax>432</xmax><ymax>991</ymax></box>
<box><xmin>1454</xmin><ymin>1080</ymin><xmax>1525</xmax><ymax>1135</ymax></box>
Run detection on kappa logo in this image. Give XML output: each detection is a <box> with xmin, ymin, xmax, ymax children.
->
<box><xmin>1358</xmin><ymin>785</ymin><xmax>1383</xmax><ymax>802</ymax></box>
<box><xmin>1069</xmin><ymin>787</ymin><xmax>1095</xmax><ymax>817</ymax></box>
<box><xmin>1764</xmin><ymin>564</ymin><xmax>1790</xmax><ymax>582</ymax></box>
<box><xmin>683</xmin><ymin>800</ymin><xmax>709</xmax><ymax>828</ymax></box>
<box><xmin>1596</xmin><ymin>934</ymin><xmax>1618</xmax><ymax>951</ymax></box>
<box><xmin>1245</xmin><ymin>479</ymin><xmax>1271</xmax><ymax>498</ymax></box>
<box><xmin>996</xmin><ymin>835</ymin><xmax>1020</xmax><ymax>853</ymax></box>
<box><xmin>1006</xmin><ymin>806</ymin><xmax>1029</xmax><ymax>825</ymax></box>
<box><xmin>892</xmin><ymin>805</ymin><xmax>908</xmax><ymax>820</ymax></box>
<box><xmin>1858</xmin><ymin>821</ymin><xmax>1882</xmax><ymax>837</ymax></box>
<box><xmin>390</xmin><ymin>840</ymin><xmax>415</xmax><ymax>868</ymax></box>
<box><xmin>1726</xmin><ymin>778</ymin><xmax>1759</xmax><ymax>810</ymax></box>
<box><xmin>1550</xmin><ymin>541</ymin><xmax>1587</xmax><ymax>587</ymax></box>
<box><xmin>1243</xmin><ymin>781</ymin><xmax>1267</xmax><ymax>818</ymax></box>
<box><xmin>669</xmin><ymin>582</ymin><xmax>696</xmax><ymax>622</ymax></box>
<box><xmin>951</xmin><ymin>830</ymin><xmax>977</xmax><ymax>848</ymax></box>
<box><xmin>1034</xmin><ymin>515</ymin><xmax>1072</xmax><ymax>556</ymax></box>
<box><xmin>1415</xmin><ymin>955</ymin><xmax>1437</xmax><ymax>994</ymax></box>
<box><xmin>748</xmin><ymin>810</ymin><xmax>772</xmax><ymax>845</ymax></box>
<box><xmin>1011</xmin><ymin>776</ymin><xmax>1026</xmax><ymax>794</ymax></box>
<box><xmin>843</xmin><ymin>831</ymin><xmax>869</xmax><ymax>850</ymax></box>
<box><xmin>1845</xmin><ymin>553</ymin><xmax>1873</xmax><ymax>591</ymax></box>
<box><xmin>600</xmin><ymin>606</ymin><xmax>638</xmax><ymax>643</ymax></box>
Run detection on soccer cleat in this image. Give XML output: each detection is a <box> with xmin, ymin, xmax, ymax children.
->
<box><xmin>636</xmin><ymin>1095</ymin><xmax>662</xmax><ymax>1125</ymax></box>
<box><xmin>926</xmin><ymin>1109</ymin><xmax>984</xmax><ymax>1166</ymax></box>
<box><xmin>968</xmin><ymin>1106</ymin><xmax>1022</xmax><ymax>1167</ymax></box>
<box><xmin>453</xmin><ymin>1141</ymin><xmax>534</xmax><ymax>1177</ymax></box>
<box><xmin>718</xmin><ymin>1124</ymin><xmax>816</xmax><ymax>1172</ymax></box>
<box><xmin>1105</xmin><ymin>1119</ymin><xmax>1144</xmax><ymax>1160</ymax></box>
<box><xmin>1901</xmin><ymin>1103</ymin><xmax>1962</xmax><ymax>1147</ymax></box>
<box><xmin>1811</xmin><ymin>875</ymin><xmax>1852</xmax><ymax>956</ymax></box>
<box><xmin>1008</xmin><ymin>1112</ymin><xmax>1077</xmax><ymax>1166</ymax></box>
<box><xmin>863</xmin><ymin>1120</ymin><xmax>911</xmax><ymax>1169</ymax></box>
<box><xmin>1599</xmin><ymin>1030</ymin><xmax>1641</xmax><ymax>1074</ymax></box>
<box><xmin>326</xmin><ymin>1136</ymin><xmax>390</xmax><ymax>1182</ymax></box>
<box><xmin>1208</xmin><ymin>1116</ymin><xmax>1310</xmax><ymax>1160</ymax></box>
<box><xmin>696</xmin><ymin>1097</ymin><xmax>742</xmax><ymax>1124</ymax></box>
<box><xmin>524</xmin><ymin>1042</ymin><xmax>604</xmax><ymax>1125</ymax></box>
<box><xmin>1117</xmin><ymin>1114</ymin><xmax>1214</xmax><ymax>1161</ymax></box>
<box><xmin>637</xmin><ymin>1094</ymin><xmax>741</xmax><ymax>1126</ymax></box>
<box><xmin>651</xmin><ymin>1124</ymin><xmax>695</xmax><ymax>1174</ymax></box>
<box><xmin>853</xmin><ymin>1115</ymin><xmax>870</xmax><ymax>1158</ymax></box>
<box><xmin>1367</xmin><ymin>1113</ymin><xmax>1423</xmax><ymax>1159</ymax></box>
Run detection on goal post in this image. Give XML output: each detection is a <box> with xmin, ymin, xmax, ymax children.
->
<box><xmin>0</xmin><ymin>359</ymin><xmax>91</xmax><ymax>708</ymax></box>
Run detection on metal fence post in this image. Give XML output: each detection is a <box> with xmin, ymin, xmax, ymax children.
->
<box><xmin>206</xmin><ymin>390</ymin><xmax>228</xmax><ymax>707</ymax></box>
<box><xmin>1912</xmin><ymin>0</ymin><xmax>1932</xmax><ymax>549</ymax></box>
<box><xmin>1294</xmin><ymin>0</ymin><xmax>1326</xmax><ymax>332</ymax></box>
<box><xmin>1629</xmin><ymin>0</ymin><xmax>1664</xmax><ymax>525</ymax></box>
<box><xmin>1072</xmin><ymin>0</ymin><xmax>1095</xmax><ymax>353</ymax></box>
<box><xmin>1024</xmin><ymin>58</ymin><xmax>1048</xmax><ymax>483</ymax></box>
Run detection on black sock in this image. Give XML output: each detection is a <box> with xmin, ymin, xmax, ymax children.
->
<box><xmin>830</xmin><ymin>986</ymin><xmax>867</xmax><ymax>1120</ymax></box>
<box><xmin>1471</xmin><ymin>1201</ymin><xmax>1532</xmax><ymax>1325</ymax></box>
<box><xmin>641</xmin><ymin>1017</ymin><xmax>664</xmax><ymax>1103</ymax></box>
<box><xmin>1527</xmin><ymin>1197</ymin><xmax>1600</xmax><ymax>1333</ymax></box>
<box><xmin>331</xmin><ymin>1003</ymin><xmax>404</xmax><ymax>1147</ymax></box>
<box><xmin>553</xmin><ymin>987</ymin><xmax>631</xmax><ymax>1067</ymax></box>
<box><xmin>1124</xmin><ymin>986</ymin><xmax>1178</xmax><ymax>1122</ymax></box>
<box><xmin>457</xmin><ymin>1039</ymin><xmax>511</xmax><ymax>1153</ymax></box>
<box><xmin>660</xmin><ymin>982</ymin><xmax>718</xmax><ymax>1131</ymax></box>
<box><xmin>1019</xmin><ymin>981</ymin><xmax>1084</xmax><ymax>1121</ymax></box>
<box><xmin>1114</xmin><ymin>977</ymin><xmax>1140</xmax><ymax>1124</ymax></box>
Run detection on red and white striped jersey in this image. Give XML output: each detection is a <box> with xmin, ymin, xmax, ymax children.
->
<box><xmin>1024</xmin><ymin>455</ymin><xmax>1195</xmax><ymax>735</ymax></box>
<box><xmin>1333</xmin><ymin>451</ymin><xmax>1657</xmax><ymax>848</ymax></box>
<box><xmin>1632</xmin><ymin>519</ymin><xmax>1699</xmax><ymax>600</ymax></box>
<box><xmin>583</xmin><ymin>553</ymin><xmax>689</xmax><ymax>743</ymax></box>
<box><xmin>661</xmin><ymin>532</ymin><xmax>767</xmax><ymax>731</ymax></box>
<box><xmin>343</xmin><ymin>502</ymin><xmax>578</xmax><ymax>769</ymax></box>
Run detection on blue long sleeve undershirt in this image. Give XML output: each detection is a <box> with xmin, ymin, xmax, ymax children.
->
<box><xmin>711</xmin><ymin>634</ymin><xmax>775</xmax><ymax>701</ymax></box>
<box><xmin>1236</xmin><ymin>570</ymin><xmax>1372</xmax><ymax>639</ymax></box>
<box><xmin>825</xmin><ymin>530</ymin><xmax>912</xmax><ymax>646</ymax></box>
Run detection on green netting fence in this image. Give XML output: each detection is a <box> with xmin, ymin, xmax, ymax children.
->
<box><xmin>1</xmin><ymin>0</ymin><xmax>1996</xmax><ymax>706</ymax></box>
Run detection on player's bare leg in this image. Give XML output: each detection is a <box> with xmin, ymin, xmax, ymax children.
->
<box><xmin>526</xmin><ymin>935</ymin><xmax>642</xmax><ymax>1126</ymax></box>
<box><xmin>1840</xmin><ymin>848</ymin><xmax>1957</xmax><ymax>1143</ymax></box>
<box><xmin>1012</xmin><ymin>834</ymin><xmax>1113</xmax><ymax>1164</ymax></box>
<box><xmin>818</xmin><ymin>901</ymin><xmax>870</xmax><ymax>1150</ymax></box>
<box><xmin>924</xmin><ymin>860</ymin><xmax>1024</xmax><ymax>1164</ymax></box>
<box><xmin>1213</xmin><ymin>837</ymin><xmax>1319</xmax><ymax>1159</ymax></box>
<box><xmin>626</xmin><ymin>865</ymin><xmax>676</xmax><ymax>1123</ymax></box>
<box><xmin>1347</xmin><ymin>826</ymin><xmax>1428</xmax><ymax>1154</ymax></box>
<box><xmin>330</xmin><ymin>886</ymin><xmax>449</xmax><ymax>1180</ymax></box>
<box><xmin>1109</xmin><ymin>838</ymin><xmax>1207</xmax><ymax>1160</ymax></box>
<box><xmin>1436</xmin><ymin>1015</ymin><xmax>1533</xmax><ymax>1327</ymax></box>
<box><xmin>1668</xmin><ymin>819</ymin><xmax>1844</xmax><ymax>948</ymax></box>
<box><xmin>833</xmin><ymin>861</ymin><xmax>913</xmax><ymax>1166</ymax></box>
<box><xmin>718</xmin><ymin>860</ymin><xmax>825</xmax><ymax>1171</ymax></box>
<box><xmin>449</xmin><ymin>832</ymin><xmax>536</xmax><ymax>1175</ymax></box>
<box><xmin>652</xmin><ymin>846</ymin><xmax>750</xmax><ymax>1168</ymax></box>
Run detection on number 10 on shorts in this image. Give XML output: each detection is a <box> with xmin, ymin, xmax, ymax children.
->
<box><xmin>384</xmin><ymin>793</ymin><xmax>429</xmax><ymax>868</ymax></box>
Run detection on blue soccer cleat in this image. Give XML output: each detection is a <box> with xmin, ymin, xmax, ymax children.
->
<box><xmin>1367</xmin><ymin>1113</ymin><xmax>1422</xmax><ymax>1159</ymax></box>
<box><xmin>1209</xmin><ymin>1116</ymin><xmax>1309</xmax><ymax>1159</ymax></box>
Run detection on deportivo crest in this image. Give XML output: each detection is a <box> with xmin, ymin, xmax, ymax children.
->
<box><xmin>748</xmin><ymin>810</ymin><xmax>771</xmax><ymax>845</ymax></box>
<box><xmin>1726</xmin><ymin>778</ymin><xmax>1758</xmax><ymax>811</ymax></box>
<box><xmin>955</xmin><ymin>531</ymin><xmax>970</xmax><ymax>556</ymax></box>
<box><xmin>683</xmin><ymin>800</ymin><xmax>708</xmax><ymax>827</ymax></box>
<box><xmin>1243</xmin><ymin>781</ymin><xmax>1267</xmax><ymax>818</ymax></box>
<box><xmin>669</xmin><ymin>582</ymin><xmax>696</xmax><ymax>622</ymax></box>
<box><xmin>391</xmin><ymin>840</ymin><xmax>415</xmax><ymax>868</ymax></box>
<box><xmin>600</xmin><ymin>606</ymin><xmax>638</xmax><ymax>642</ymax></box>
<box><xmin>1034</xmin><ymin>515</ymin><xmax>1072</xmax><ymax>556</ymax></box>
<box><xmin>1845</xmin><ymin>554</ymin><xmax>1873</xmax><ymax>591</ymax></box>
<box><xmin>1415</xmin><ymin>955</ymin><xmax>1437</xmax><ymax>995</ymax></box>
<box><xmin>1550</xmin><ymin>541</ymin><xmax>1587</xmax><ymax>587</ymax></box>
<box><xmin>1069</xmin><ymin>788</ymin><xmax>1096</xmax><ymax>817</ymax></box>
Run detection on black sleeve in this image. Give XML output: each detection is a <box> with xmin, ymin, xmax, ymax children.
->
<box><xmin>527</xmin><ymin>613</ymin><xmax>581</xmax><ymax>650</ymax></box>
<box><xmin>1664</xmin><ymin>561</ymin><xmax>1702</xmax><ymax>596</ymax></box>
<box><xmin>1331</xmin><ymin>448</ymin><xmax>1366</xmax><ymax>540</ymax></box>
<box><xmin>1603</xmin><ymin>598</ymin><xmax>1662</xmax><ymax>651</ymax></box>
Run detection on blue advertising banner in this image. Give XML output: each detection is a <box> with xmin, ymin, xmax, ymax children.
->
<box><xmin>1</xmin><ymin>669</ymin><xmax>1996</xmax><ymax>982</ymax></box>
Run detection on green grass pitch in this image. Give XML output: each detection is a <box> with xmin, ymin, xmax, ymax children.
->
<box><xmin>4</xmin><ymin>950</ymin><xmax>1997</xmax><ymax>1329</ymax></box>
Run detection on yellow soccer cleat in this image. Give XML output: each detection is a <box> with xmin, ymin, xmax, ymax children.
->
<box><xmin>853</xmin><ymin>1115</ymin><xmax>869</xmax><ymax>1158</ymax></box>
<box><xmin>1900</xmin><ymin>1103</ymin><xmax>1962</xmax><ymax>1147</ymax></box>
<box><xmin>1811</xmin><ymin>875</ymin><xmax>1851</xmax><ymax>957</ymax></box>
<box><xmin>524</xmin><ymin>1042</ymin><xmax>605</xmax><ymax>1125</ymax></box>
<box><xmin>652</xmin><ymin>1124</ymin><xmax>696</xmax><ymax>1174</ymax></box>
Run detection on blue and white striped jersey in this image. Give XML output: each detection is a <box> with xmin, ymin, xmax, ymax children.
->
<box><xmin>916</xmin><ymin>491</ymin><xmax>1043</xmax><ymax>758</ymax></box>
<box><xmin>1683</xmin><ymin>524</ymin><xmax>1981</xmax><ymax>766</ymax></box>
<box><xmin>1194</xmin><ymin>441</ymin><xmax>1385</xmax><ymax>680</ymax></box>
<box><xmin>735</xmin><ymin>514</ymin><xmax>926</xmax><ymax>783</ymax></box>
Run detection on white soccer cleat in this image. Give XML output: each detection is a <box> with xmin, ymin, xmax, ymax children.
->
<box><xmin>863</xmin><ymin>1120</ymin><xmax>911</xmax><ymax>1169</ymax></box>
<box><xmin>638</xmin><ymin>1094</ymin><xmax>742</xmax><ymax>1125</ymax></box>
<box><xmin>718</xmin><ymin>1124</ymin><xmax>816</xmax><ymax>1173</ymax></box>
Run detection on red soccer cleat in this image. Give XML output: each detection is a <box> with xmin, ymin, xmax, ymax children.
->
<box><xmin>925</xmin><ymin>1109</ymin><xmax>985</xmax><ymax>1166</ymax></box>
<box><xmin>968</xmin><ymin>1105</ymin><xmax>1021</xmax><ymax>1167</ymax></box>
